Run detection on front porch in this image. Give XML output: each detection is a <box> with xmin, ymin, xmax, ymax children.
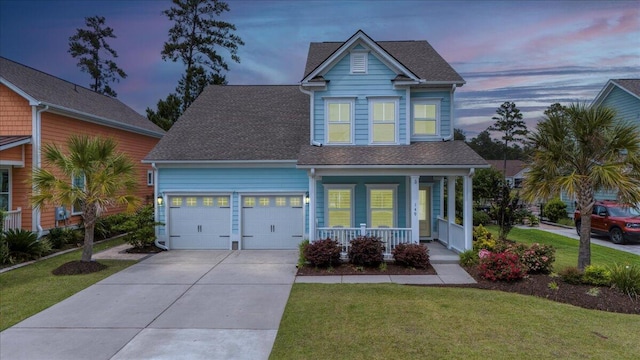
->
<box><xmin>2</xmin><ymin>207</ymin><xmax>21</xmax><ymax>231</ymax></box>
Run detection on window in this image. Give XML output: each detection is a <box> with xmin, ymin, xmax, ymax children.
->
<box><xmin>326</xmin><ymin>100</ymin><xmax>353</xmax><ymax>144</ymax></box>
<box><xmin>367</xmin><ymin>186</ymin><xmax>396</xmax><ymax>228</ymax></box>
<box><xmin>202</xmin><ymin>197</ymin><xmax>214</xmax><ymax>206</ymax></box>
<box><xmin>0</xmin><ymin>169</ymin><xmax>8</xmax><ymax>211</ymax></box>
<box><xmin>370</xmin><ymin>99</ymin><xmax>397</xmax><ymax>143</ymax></box>
<box><xmin>186</xmin><ymin>197</ymin><xmax>197</xmax><ymax>206</ymax></box>
<box><xmin>171</xmin><ymin>197</ymin><xmax>183</xmax><ymax>206</ymax></box>
<box><xmin>146</xmin><ymin>170</ymin><xmax>154</xmax><ymax>186</ymax></box>
<box><xmin>350</xmin><ymin>52</ymin><xmax>368</xmax><ymax>74</ymax></box>
<box><xmin>290</xmin><ymin>197</ymin><xmax>302</xmax><ymax>207</ymax></box>
<box><xmin>413</xmin><ymin>101</ymin><xmax>440</xmax><ymax>136</ymax></box>
<box><xmin>217</xmin><ymin>197</ymin><xmax>229</xmax><ymax>207</ymax></box>
<box><xmin>326</xmin><ymin>187</ymin><xmax>353</xmax><ymax>227</ymax></box>
<box><xmin>71</xmin><ymin>173</ymin><xmax>85</xmax><ymax>214</ymax></box>
<box><xmin>259</xmin><ymin>197</ymin><xmax>270</xmax><ymax>206</ymax></box>
<box><xmin>275</xmin><ymin>197</ymin><xmax>287</xmax><ymax>207</ymax></box>
<box><xmin>244</xmin><ymin>197</ymin><xmax>255</xmax><ymax>207</ymax></box>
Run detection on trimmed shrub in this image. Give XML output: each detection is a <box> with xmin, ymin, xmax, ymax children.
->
<box><xmin>559</xmin><ymin>267</ymin><xmax>583</xmax><ymax>285</ymax></box>
<box><xmin>520</xmin><ymin>243</ymin><xmax>555</xmax><ymax>274</ymax></box>
<box><xmin>348</xmin><ymin>236</ymin><xmax>384</xmax><ymax>267</ymax></box>
<box><xmin>608</xmin><ymin>263</ymin><xmax>640</xmax><ymax>298</ymax></box>
<box><xmin>473</xmin><ymin>211</ymin><xmax>491</xmax><ymax>226</ymax></box>
<box><xmin>527</xmin><ymin>214</ymin><xmax>540</xmax><ymax>227</ymax></box>
<box><xmin>543</xmin><ymin>198</ymin><xmax>568</xmax><ymax>223</ymax></box>
<box><xmin>472</xmin><ymin>225</ymin><xmax>496</xmax><ymax>251</ymax></box>
<box><xmin>459</xmin><ymin>249</ymin><xmax>479</xmax><ymax>267</ymax></box>
<box><xmin>46</xmin><ymin>227</ymin><xmax>82</xmax><ymax>249</ymax></box>
<box><xmin>4</xmin><ymin>229</ymin><xmax>51</xmax><ymax>260</ymax></box>
<box><xmin>583</xmin><ymin>265</ymin><xmax>611</xmax><ymax>286</ymax></box>
<box><xmin>392</xmin><ymin>243</ymin><xmax>430</xmax><ymax>269</ymax></box>
<box><xmin>478</xmin><ymin>251</ymin><xmax>525</xmax><ymax>281</ymax></box>
<box><xmin>304</xmin><ymin>238</ymin><xmax>341</xmax><ymax>268</ymax></box>
<box><xmin>117</xmin><ymin>205</ymin><xmax>160</xmax><ymax>249</ymax></box>
<box><xmin>297</xmin><ymin>239</ymin><xmax>309</xmax><ymax>268</ymax></box>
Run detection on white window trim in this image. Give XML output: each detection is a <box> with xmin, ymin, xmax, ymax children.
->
<box><xmin>147</xmin><ymin>170</ymin><xmax>154</xmax><ymax>186</ymax></box>
<box><xmin>366</xmin><ymin>184</ymin><xmax>398</xmax><ymax>228</ymax></box>
<box><xmin>0</xmin><ymin>167</ymin><xmax>10</xmax><ymax>212</ymax></box>
<box><xmin>323</xmin><ymin>184</ymin><xmax>356</xmax><ymax>228</ymax></box>
<box><xmin>71</xmin><ymin>173</ymin><xmax>86</xmax><ymax>215</ymax></box>
<box><xmin>350</xmin><ymin>50</ymin><xmax>369</xmax><ymax>74</ymax></box>
<box><xmin>325</xmin><ymin>98</ymin><xmax>356</xmax><ymax>145</ymax></box>
<box><xmin>412</xmin><ymin>99</ymin><xmax>441</xmax><ymax>138</ymax></box>
<box><xmin>368</xmin><ymin>97</ymin><xmax>400</xmax><ymax>144</ymax></box>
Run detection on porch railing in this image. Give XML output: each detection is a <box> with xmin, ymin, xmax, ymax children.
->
<box><xmin>316</xmin><ymin>225</ymin><xmax>413</xmax><ymax>259</ymax></box>
<box><xmin>436</xmin><ymin>216</ymin><xmax>465</xmax><ymax>253</ymax></box>
<box><xmin>3</xmin><ymin>207</ymin><xmax>22</xmax><ymax>231</ymax></box>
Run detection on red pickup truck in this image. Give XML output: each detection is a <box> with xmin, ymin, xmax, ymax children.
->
<box><xmin>574</xmin><ymin>201</ymin><xmax>640</xmax><ymax>244</ymax></box>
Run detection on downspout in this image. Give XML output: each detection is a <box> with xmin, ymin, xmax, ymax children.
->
<box><xmin>33</xmin><ymin>104</ymin><xmax>48</xmax><ymax>237</ymax></box>
<box><xmin>152</xmin><ymin>163</ymin><xmax>168</xmax><ymax>250</ymax></box>
<box><xmin>299</xmin><ymin>85</ymin><xmax>314</xmax><ymax>143</ymax></box>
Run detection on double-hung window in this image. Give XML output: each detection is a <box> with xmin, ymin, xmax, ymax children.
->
<box><xmin>370</xmin><ymin>99</ymin><xmax>398</xmax><ymax>144</ymax></box>
<box><xmin>326</xmin><ymin>99</ymin><xmax>354</xmax><ymax>144</ymax></box>
<box><xmin>367</xmin><ymin>185</ymin><xmax>396</xmax><ymax>228</ymax></box>
<box><xmin>325</xmin><ymin>186</ymin><xmax>354</xmax><ymax>228</ymax></box>
<box><xmin>0</xmin><ymin>168</ymin><xmax>9</xmax><ymax>211</ymax></box>
<box><xmin>412</xmin><ymin>100</ymin><xmax>440</xmax><ymax>137</ymax></box>
<box><xmin>71</xmin><ymin>172</ymin><xmax>86</xmax><ymax>215</ymax></box>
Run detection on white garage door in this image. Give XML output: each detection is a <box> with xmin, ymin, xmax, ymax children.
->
<box><xmin>169</xmin><ymin>196</ymin><xmax>230</xmax><ymax>249</ymax></box>
<box><xmin>242</xmin><ymin>195</ymin><xmax>304</xmax><ymax>249</ymax></box>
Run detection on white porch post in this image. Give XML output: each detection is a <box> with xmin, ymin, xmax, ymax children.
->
<box><xmin>447</xmin><ymin>176</ymin><xmax>456</xmax><ymax>249</ymax></box>
<box><xmin>410</xmin><ymin>175</ymin><xmax>419</xmax><ymax>243</ymax></box>
<box><xmin>308</xmin><ymin>173</ymin><xmax>316</xmax><ymax>241</ymax></box>
<box><xmin>463</xmin><ymin>172</ymin><xmax>474</xmax><ymax>251</ymax></box>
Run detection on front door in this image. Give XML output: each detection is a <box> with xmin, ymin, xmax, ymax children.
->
<box><xmin>419</xmin><ymin>186</ymin><xmax>431</xmax><ymax>238</ymax></box>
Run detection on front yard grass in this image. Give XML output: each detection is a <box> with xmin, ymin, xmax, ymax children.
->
<box><xmin>0</xmin><ymin>237</ymin><xmax>136</xmax><ymax>331</ymax></box>
<box><xmin>487</xmin><ymin>225</ymin><xmax>639</xmax><ymax>270</ymax></box>
<box><xmin>271</xmin><ymin>284</ymin><xmax>640</xmax><ymax>360</ymax></box>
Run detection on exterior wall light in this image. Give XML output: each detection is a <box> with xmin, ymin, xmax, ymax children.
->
<box><xmin>305</xmin><ymin>192</ymin><xmax>310</xmax><ymax>204</ymax></box>
<box><xmin>157</xmin><ymin>195</ymin><xmax>164</xmax><ymax>206</ymax></box>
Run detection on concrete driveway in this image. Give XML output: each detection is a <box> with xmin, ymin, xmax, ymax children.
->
<box><xmin>1</xmin><ymin>250</ymin><xmax>298</xmax><ymax>360</ymax></box>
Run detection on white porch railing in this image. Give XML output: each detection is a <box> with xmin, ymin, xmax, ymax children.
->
<box><xmin>3</xmin><ymin>207</ymin><xmax>22</xmax><ymax>231</ymax></box>
<box><xmin>316</xmin><ymin>224</ymin><xmax>413</xmax><ymax>259</ymax></box>
<box><xmin>436</xmin><ymin>216</ymin><xmax>465</xmax><ymax>253</ymax></box>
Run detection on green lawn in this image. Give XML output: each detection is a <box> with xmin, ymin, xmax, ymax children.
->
<box><xmin>0</xmin><ymin>238</ymin><xmax>137</xmax><ymax>331</ymax></box>
<box><xmin>271</xmin><ymin>284</ymin><xmax>640</xmax><ymax>360</ymax></box>
<box><xmin>487</xmin><ymin>225</ymin><xmax>639</xmax><ymax>270</ymax></box>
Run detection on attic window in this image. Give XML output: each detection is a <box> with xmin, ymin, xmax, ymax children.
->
<box><xmin>350</xmin><ymin>52</ymin><xmax>367</xmax><ymax>74</ymax></box>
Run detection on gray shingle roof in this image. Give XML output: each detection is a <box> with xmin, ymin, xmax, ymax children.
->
<box><xmin>613</xmin><ymin>79</ymin><xmax>640</xmax><ymax>98</ymax></box>
<box><xmin>303</xmin><ymin>40</ymin><xmax>464</xmax><ymax>84</ymax></box>
<box><xmin>145</xmin><ymin>85</ymin><xmax>309</xmax><ymax>161</ymax></box>
<box><xmin>0</xmin><ymin>57</ymin><xmax>164</xmax><ymax>137</ymax></box>
<box><xmin>297</xmin><ymin>141</ymin><xmax>488</xmax><ymax>167</ymax></box>
<box><xmin>485</xmin><ymin>160</ymin><xmax>526</xmax><ymax>177</ymax></box>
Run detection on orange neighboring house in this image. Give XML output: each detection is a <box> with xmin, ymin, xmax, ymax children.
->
<box><xmin>0</xmin><ymin>57</ymin><xmax>164</xmax><ymax>235</ymax></box>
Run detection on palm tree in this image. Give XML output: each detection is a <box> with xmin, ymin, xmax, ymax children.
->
<box><xmin>523</xmin><ymin>103</ymin><xmax>640</xmax><ymax>270</ymax></box>
<box><xmin>31</xmin><ymin>135</ymin><xmax>139</xmax><ymax>262</ymax></box>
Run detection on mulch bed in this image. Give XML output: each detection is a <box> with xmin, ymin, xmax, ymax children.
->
<box><xmin>297</xmin><ymin>263</ymin><xmax>436</xmax><ymax>276</ymax></box>
<box><xmin>52</xmin><ymin>260</ymin><xmax>107</xmax><ymax>275</ymax></box>
<box><xmin>125</xmin><ymin>245</ymin><xmax>164</xmax><ymax>254</ymax></box>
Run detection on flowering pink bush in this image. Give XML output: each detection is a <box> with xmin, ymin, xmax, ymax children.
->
<box><xmin>478</xmin><ymin>249</ymin><xmax>491</xmax><ymax>259</ymax></box>
<box><xmin>478</xmin><ymin>251</ymin><xmax>525</xmax><ymax>281</ymax></box>
<box><xmin>520</xmin><ymin>243</ymin><xmax>555</xmax><ymax>274</ymax></box>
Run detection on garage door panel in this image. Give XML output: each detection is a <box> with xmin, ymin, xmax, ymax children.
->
<box><xmin>169</xmin><ymin>196</ymin><xmax>230</xmax><ymax>250</ymax></box>
<box><xmin>242</xmin><ymin>195</ymin><xmax>304</xmax><ymax>250</ymax></box>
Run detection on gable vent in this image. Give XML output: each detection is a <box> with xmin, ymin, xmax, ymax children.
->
<box><xmin>351</xmin><ymin>52</ymin><xmax>367</xmax><ymax>74</ymax></box>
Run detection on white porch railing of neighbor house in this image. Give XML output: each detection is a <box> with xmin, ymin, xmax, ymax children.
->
<box><xmin>437</xmin><ymin>216</ymin><xmax>465</xmax><ymax>253</ymax></box>
<box><xmin>3</xmin><ymin>208</ymin><xmax>22</xmax><ymax>231</ymax></box>
<box><xmin>316</xmin><ymin>224</ymin><xmax>413</xmax><ymax>259</ymax></box>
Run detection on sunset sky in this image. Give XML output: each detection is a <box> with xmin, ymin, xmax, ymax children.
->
<box><xmin>1</xmin><ymin>0</ymin><xmax>638</xmax><ymax>136</ymax></box>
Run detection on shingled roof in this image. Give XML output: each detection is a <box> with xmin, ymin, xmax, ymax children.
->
<box><xmin>297</xmin><ymin>141</ymin><xmax>487</xmax><ymax>167</ymax></box>
<box><xmin>145</xmin><ymin>85</ymin><xmax>309</xmax><ymax>162</ymax></box>
<box><xmin>613</xmin><ymin>79</ymin><xmax>640</xmax><ymax>98</ymax></box>
<box><xmin>0</xmin><ymin>57</ymin><xmax>164</xmax><ymax>137</ymax></box>
<box><xmin>303</xmin><ymin>38</ymin><xmax>464</xmax><ymax>83</ymax></box>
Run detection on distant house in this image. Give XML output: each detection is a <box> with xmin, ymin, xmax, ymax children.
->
<box><xmin>0</xmin><ymin>57</ymin><xmax>164</xmax><ymax>233</ymax></box>
<box><xmin>562</xmin><ymin>78</ymin><xmax>640</xmax><ymax>215</ymax></box>
<box><xmin>485</xmin><ymin>160</ymin><xmax>527</xmax><ymax>189</ymax></box>
<box><xmin>145</xmin><ymin>30</ymin><xmax>488</xmax><ymax>254</ymax></box>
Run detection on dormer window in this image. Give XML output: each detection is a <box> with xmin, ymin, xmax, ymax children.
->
<box><xmin>350</xmin><ymin>51</ymin><xmax>368</xmax><ymax>74</ymax></box>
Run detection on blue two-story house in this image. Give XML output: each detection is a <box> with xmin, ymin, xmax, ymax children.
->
<box><xmin>144</xmin><ymin>30</ymin><xmax>487</xmax><ymax>255</ymax></box>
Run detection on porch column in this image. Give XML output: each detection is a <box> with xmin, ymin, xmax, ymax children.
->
<box><xmin>410</xmin><ymin>176</ymin><xmax>419</xmax><ymax>243</ymax></box>
<box><xmin>447</xmin><ymin>176</ymin><xmax>456</xmax><ymax>249</ymax></box>
<box><xmin>308</xmin><ymin>173</ymin><xmax>316</xmax><ymax>241</ymax></box>
<box><xmin>463</xmin><ymin>172</ymin><xmax>474</xmax><ymax>251</ymax></box>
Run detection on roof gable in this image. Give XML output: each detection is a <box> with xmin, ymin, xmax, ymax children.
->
<box><xmin>302</xmin><ymin>30</ymin><xmax>464</xmax><ymax>85</ymax></box>
<box><xmin>0</xmin><ymin>57</ymin><xmax>164</xmax><ymax>137</ymax></box>
<box><xmin>592</xmin><ymin>78</ymin><xmax>640</xmax><ymax>107</ymax></box>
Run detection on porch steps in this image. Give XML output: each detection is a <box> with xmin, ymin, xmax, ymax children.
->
<box><xmin>424</xmin><ymin>241</ymin><xmax>460</xmax><ymax>264</ymax></box>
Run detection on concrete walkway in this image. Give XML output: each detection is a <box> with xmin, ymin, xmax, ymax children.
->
<box><xmin>1</xmin><ymin>244</ymin><xmax>474</xmax><ymax>360</ymax></box>
<box><xmin>521</xmin><ymin>223</ymin><xmax>640</xmax><ymax>256</ymax></box>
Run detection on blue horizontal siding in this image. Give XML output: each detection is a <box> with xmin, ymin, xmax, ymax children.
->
<box><xmin>601</xmin><ymin>87</ymin><xmax>640</xmax><ymax>125</ymax></box>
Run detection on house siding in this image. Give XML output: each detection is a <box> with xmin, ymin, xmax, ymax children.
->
<box><xmin>600</xmin><ymin>86</ymin><xmax>640</xmax><ymax>125</ymax></box>
<box><xmin>156</xmin><ymin>167</ymin><xmax>308</xmax><ymax>236</ymax></box>
<box><xmin>0</xmin><ymin>84</ymin><xmax>32</xmax><ymax>136</ymax></box>
<box><xmin>313</xmin><ymin>52</ymin><xmax>406</xmax><ymax>144</ymax></box>
<box><xmin>39</xmin><ymin>112</ymin><xmax>159</xmax><ymax>229</ymax></box>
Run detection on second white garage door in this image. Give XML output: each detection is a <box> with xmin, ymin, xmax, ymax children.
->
<box><xmin>242</xmin><ymin>195</ymin><xmax>304</xmax><ymax>249</ymax></box>
<box><xmin>169</xmin><ymin>196</ymin><xmax>230</xmax><ymax>249</ymax></box>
